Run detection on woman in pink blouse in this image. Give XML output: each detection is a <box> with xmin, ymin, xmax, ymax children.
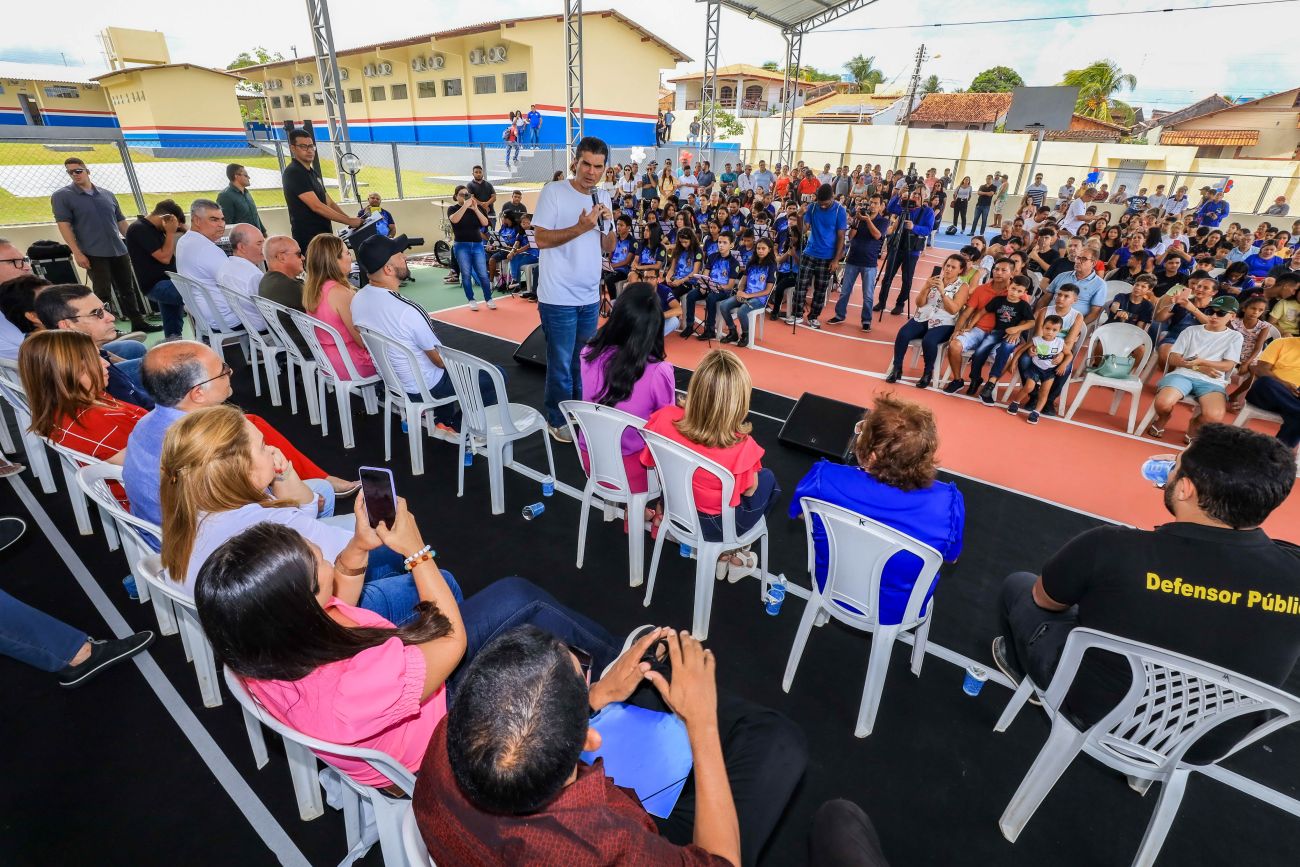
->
<box><xmin>303</xmin><ymin>234</ymin><xmax>376</xmax><ymax>379</ymax></box>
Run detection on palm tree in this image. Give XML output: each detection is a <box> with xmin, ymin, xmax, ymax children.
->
<box><xmin>922</xmin><ymin>75</ymin><xmax>941</xmax><ymax>94</ymax></box>
<box><xmin>844</xmin><ymin>55</ymin><xmax>885</xmax><ymax>94</ymax></box>
<box><xmin>1061</xmin><ymin>60</ymin><xmax>1138</xmax><ymax>126</ymax></box>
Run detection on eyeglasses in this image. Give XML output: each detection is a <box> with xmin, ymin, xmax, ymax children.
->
<box><xmin>66</xmin><ymin>168</ymin><xmax>86</xmax><ymax>176</ymax></box>
<box><xmin>0</xmin><ymin>257</ymin><xmax>31</xmax><ymax>269</ymax></box>
<box><xmin>294</xmin><ymin>142</ymin><xmax>317</xmax><ymax>150</ymax></box>
<box><xmin>567</xmin><ymin>643</ymin><xmax>593</xmax><ymax>686</ymax></box>
<box><xmin>1207</xmin><ymin>309</ymin><xmax>1234</xmax><ymax>318</ymax></box>
<box><xmin>66</xmin><ymin>304</ymin><xmax>116</xmax><ymax>321</ymax></box>
<box><xmin>191</xmin><ymin>362</ymin><xmax>233</xmax><ymax>390</ymax></box>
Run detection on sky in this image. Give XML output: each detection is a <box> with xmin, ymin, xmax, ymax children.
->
<box><xmin>2</xmin><ymin>0</ymin><xmax>1295</xmax><ymax>112</ymax></box>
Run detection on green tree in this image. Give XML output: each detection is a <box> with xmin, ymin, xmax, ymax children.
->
<box><xmin>922</xmin><ymin>74</ymin><xmax>942</xmax><ymax>94</ymax></box>
<box><xmin>1061</xmin><ymin>59</ymin><xmax>1138</xmax><ymax>126</ymax></box>
<box><xmin>757</xmin><ymin>61</ymin><xmax>838</xmax><ymax>82</ymax></box>
<box><xmin>969</xmin><ymin>66</ymin><xmax>1024</xmax><ymax>93</ymax></box>
<box><xmin>227</xmin><ymin>47</ymin><xmax>285</xmax><ymax>125</ymax></box>
<box><xmin>843</xmin><ymin>54</ymin><xmax>885</xmax><ymax>93</ymax></box>
<box><xmin>696</xmin><ymin>102</ymin><xmax>746</xmax><ymax>139</ymax></box>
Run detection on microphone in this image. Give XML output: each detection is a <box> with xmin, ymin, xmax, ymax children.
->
<box><xmin>592</xmin><ymin>190</ymin><xmax>606</xmax><ymax>233</ymax></box>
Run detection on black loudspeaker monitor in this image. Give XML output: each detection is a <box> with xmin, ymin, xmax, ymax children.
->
<box><xmin>778</xmin><ymin>392</ymin><xmax>866</xmax><ymax>462</ymax></box>
<box><xmin>513</xmin><ymin>325</ymin><xmax>548</xmax><ymax>367</ymax></box>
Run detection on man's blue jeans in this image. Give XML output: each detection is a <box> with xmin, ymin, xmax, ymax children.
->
<box><xmin>359</xmin><ymin>544</ymin><xmax>464</xmax><ymax>627</ymax></box>
<box><xmin>538</xmin><ymin>301</ymin><xmax>600</xmax><ymax>428</ymax></box>
<box><xmin>144</xmin><ymin>278</ymin><xmax>186</xmax><ymax>338</ymax></box>
<box><xmin>304</xmin><ymin>478</ymin><xmax>336</xmax><ymax>519</ymax></box>
<box><xmin>104</xmin><ymin>338</ymin><xmax>150</xmax><ymax>397</ymax></box>
<box><xmin>509</xmin><ymin>251</ymin><xmax>539</xmax><ymax>282</ymax></box>
<box><xmin>0</xmin><ymin>588</ymin><xmax>87</xmax><ymax>672</ymax></box>
<box><xmin>971</xmin><ymin>204</ymin><xmax>991</xmax><ymax>237</ymax></box>
<box><xmin>453</xmin><ymin>242</ymin><xmax>492</xmax><ymax>304</ymax></box>
<box><xmin>834</xmin><ymin>264</ymin><xmax>877</xmax><ymax>324</ymax></box>
<box><xmin>528</xmin><ymin>126</ymin><xmax>541</xmax><ymax>146</ymax></box>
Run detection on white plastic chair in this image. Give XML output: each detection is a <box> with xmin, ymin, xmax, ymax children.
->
<box><xmin>0</xmin><ymin>376</ymin><xmax>55</xmax><ymax>493</ymax></box>
<box><xmin>782</xmin><ymin>498</ymin><xmax>943</xmax><ymax>737</ymax></box>
<box><xmin>439</xmin><ymin>346</ymin><xmax>556</xmax><ymax>516</ymax></box>
<box><xmin>286</xmin><ymin>308</ymin><xmax>381</xmax><ymax>449</ymax></box>
<box><xmin>75</xmin><ymin>464</ymin><xmax>177</xmax><ymax>638</ymax></box>
<box><xmin>745</xmin><ymin>304</ymin><xmax>767</xmax><ymax>346</ymax></box>
<box><xmin>1232</xmin><ymin>401</ymin><xmax>1283</xmax><ymax>430</ymax></box>
<box><xmin>1064</xmin><ymin>323</ymin><xmax>1155</xmax><ymax>434</ymax></box>
<box><xmin>994</xmin><ymin>627</ymin><xmax>1300</xmax><ymax>867</ymax></box>
<box><xmin>401</xmin><ymin>809</ymin><xmax>436</xmax><ymax>866</ymax></box>
<box><xmin>251</xmin><ymin>295</ymin><xmax>321</xmax><ymax>425</ymax></box>
<box><xmin>639</xmin><ymin>428</ymin><xmax>770</xmax><ymax>640</ymax></box>
<box><xmin>224</xmin><ymin>668</ymin><xmax>429</xmax><ymax>865</ymax></box>
<box><xmin>216</xmin><ymin>284</ymin><xmax>282</xmax><ymax>406</ymax></box>
<box><xmin>136</xmin><ymin>554</ymin><xmax>222</xmax><ymax>708</ymax></box>
<box><xmin>168</xmin><ymin>271</ymin><xmax>249</xmax><ymax>364</ymax></box>
<box><xmin>559</xmin><ymin>400</ymin><xmax>662</xmax><ymax>588</ymax></box>
<box><xmin>42</xmin><ymin>438</ymin><xmax>120</xmax><ymax>549</ymax></box>
<box><xmin>1104</xmin><ymin>279</ymin><xmax>1134</xmax><ymax>309</ymax></box>
<box><xmin>357</xmin><ymin>326</ymin><xmax>459</xmax><ymax>476</ymax></box>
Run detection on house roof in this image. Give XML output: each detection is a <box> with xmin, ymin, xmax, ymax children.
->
<box><xmin>1068</xmin><ymin>113</ymin><xmax>1129</xmax><ymax>133</ymax></box>
<box><xmin>796</xmin><ymin>92</ymin><xmax>901</xmax><ymax>118</ymax></box>
<box><xmin>908</xmin><ymin>92</ymin><xmax>1012</xmax><ymax>124</ymax></box>
<box><xmin>1143</xmin><ymin>94</ymin><xmax>1233</xmax><ymax>131</ymax></box>
<box><xmin>1162</xmin><ymin>86</ymin><xmax>1300</xmax><ymax>127</ymax></box>
<box><xmin>92</xmin><ymin>63</ymin><xmax>244</xmax><ymax>83</ymax></box>
<box><xmin>0</xmin><ymin>60</ymin><xmax>104</xmax><ymax>86</ymax></box>
<box><xmin>1045</xmin><ymin>129</ymin><xmax>1123</xmax><ymax>143</ymax></box>
<box><xmin>238</xmin><ymin>10</ymin><xmax>689</xmax><ymax>71</ymax></box>
<box><xmin>668</xmin><ymin>63</ymin><xmax>818</xmax><ymax>85</ymax></box>
<box><xmin>1160</xmin><ymin>129</ymin><xmax>1261</xmax><ymax>147</ymax></box>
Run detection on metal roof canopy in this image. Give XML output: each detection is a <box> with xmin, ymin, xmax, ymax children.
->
<box><xmin>693</xmin><ymin>0</ymin><xmax>882</xmax><ymax>166</ymax></box>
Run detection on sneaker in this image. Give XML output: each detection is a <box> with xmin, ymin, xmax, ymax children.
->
<box><xmin>1006</xmin><ymin>402</ymin><xmax>1020</xmax><ymax>416</ymax></box>
<box><xmin>486</xmin><ymin>299</ymin><xmax>498</xmax><ymax>310</ymax></box>
<box><xmin>548</xmin><ymin>424</ymin><xmax>573</xmax><ymax>444</ymax></box>
<box><xmin>965</xmin><ymin>378</ymin><xmax>983</xmax><ymax>397</ymax></box>
<box><xmin>1027</xmin><ymin>410</ymin><xmax>1040</xmax><ymax>425</ymax></box>
<box><xmin>979</xmin><ymin>384</ymin><xmax>996</xmax><ymax>406</ymax></box>
<box><xmin>129</xmin><ymin>320</ymin><xmax>163</xmax><ymax>334</ymax></box>
<box><xmin>56</xmin><ymin>630</ymin><xmax>155</xmax><ymax>688</ymax></box>
<box><xmin>116</xmin><ymin>330</ymin><xmax>148</xmax><ymax>343</ymax></box>
<box><xmin>678</xmin><ymin>328</ymin><xmax>693</xmax><ymax>339</ymax></box>
<box><xmin>807</xmin><ymin>318</ymin><xmax>822</xmax><ymax>330</ymax></box>
<box><xmin>719</xmin><ymin>331</ymin><xmax>738</xmax><ymax>344</ymax></box>
<box><xmin>735</xmin><ymin>334</ymin><xmax>750</xmax><ymax>348</ymax></box>
<box><xmin>695</xmin><ymin>330</ymin><xmax>716</xmax><ymax>341</ymax></box>
<box><xmin>991</xmin><ymin>636</ymin><xmax>1041</xmax><ymax>706</ymax></box>
<box><xmin>468</xmin><ymin>300</ymin><xmax>480</xmax><ymax>311</ymax></box>
<box><xmin>942</xmin><ymin>378</ymin><xmax>966</xmax><ymax>395</ymax></box>
<box><xmin>860</xmin><ymin>323</ymin><xmax>872</xmax><ymax>332</ymax></box>
<box><xmin>1043</xmin><ymin>402</ymin><xmax>1059</xmax><ymax>418</ymax></box>
<box><xmin>433</xmin><ymin>422</ymin><xmax>459</xmax><ymax>438</ymax></box>
<box><xmin>827</xmin><ymin>316</ymin><xmax>845</xmax><ymax>325</ymax></box>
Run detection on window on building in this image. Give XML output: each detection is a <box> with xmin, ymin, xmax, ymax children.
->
<box><xmin>299</xmin><ymin>93</ymin><xmax>311</xmax><ymax>106</ymax></box>
<box><xmin>348</xmin><ymin>88</ymin><xmax>362</xmax><ymax>103</ymax></box>
<box><xmin>270</xmin><ymin>96</ymin><xmax>282</xmax><ymax>108</ymax></box>
<box><xmin>417</xmin><ymin>81</ymin><xmax>438</xmax><ymax>99</ymax></box>
<box><xmin>503</xmin><ymin>73</ymin><xmax>528</xmax><ymax>93</ymax></box>
<box><xmin>391</xmin><ymin>84</ymin><xmax>408</xmax><ymax>100</ymax></box>
<box><xmin>473</xmin><ymin>75</ymin><xmax>496</xmax><ymax>95</ymax></box>
<box><xmin>43</xmin><ymin>85</ymin><xmax>80</xmax><ymax>99</ymax></box>
<box><xmin>283</xmin><ymin>94</ymin><xmax>294</xmax><ymax>107</ymax></box>
<box><xmin>313</xmin><ymin>92</ymin><xmax>324</xmax><ymax>105</ymax></box>
<box><xmin>443</xmin><ymin>78</ymin><xmax>462</xmax><ymax>97</ymax></box>
<box><xmin>370</xmin><ymin>85</ymin><xmax>387</xmax><ymax>102</ymax></box>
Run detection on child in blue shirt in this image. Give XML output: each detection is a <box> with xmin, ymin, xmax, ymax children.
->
<box><xmin>719</xmin><ymin>236</ymin><xmax>777</xmax><ymax>348</ymax></box>
<box><xmin>682</xmin><ymin>231</ymin><xmax>740</xmax><ymax>340</ymax></box>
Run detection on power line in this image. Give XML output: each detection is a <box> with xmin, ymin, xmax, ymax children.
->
<box><xmin>823</xmin><ymin>0</ymin><xmax>1298</xmax><ymax>33</ymax></box>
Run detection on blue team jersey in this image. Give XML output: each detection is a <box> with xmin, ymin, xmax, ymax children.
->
<box><xmin>741</xmin><ymin>263</ymin><xmax>774</xmax><ymax>295</ymax></box>
<box><xmin>610</xmin><ymin>236</ymin><xmax>634</xmax><ymax>270</ymax></box>
<box><xmin>735</xmin><ymin>246</ymin><xmax>755</xmax><ymax>268</ymax></box>
<box><xmin>498</xmin><ymin>226</ymin><xmax>519</xmax><ymax>247</ymax></box>
<box><xmin>704</xmin><ymin>252</ymin><xmax>740</xmax><ymax>287</ymax></box>
<box><xmin>670</xmin><ymin>250</ymin><xmax>698</xmax><ymax>280</ymax></box>
<box><xmin>635</xmin><ymin>242</ymin><xmax>663</xmax><ymax>268</ymax></box>
<box><xmin>703</xmin><ymin>238</ymin><xmax>719</xmax><ymax>258</ymax></box>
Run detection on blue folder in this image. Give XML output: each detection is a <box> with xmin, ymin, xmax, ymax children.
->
<box><xmin>580</xmin><ymin>702</ymin><xmax>694</xmax><ymax>818</ymax></box>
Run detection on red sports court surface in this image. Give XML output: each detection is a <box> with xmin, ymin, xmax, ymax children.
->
<box><xmin>433</xmin><ymin>249</ymin><xmax>1300</xmax><ymax>542</ymax></box>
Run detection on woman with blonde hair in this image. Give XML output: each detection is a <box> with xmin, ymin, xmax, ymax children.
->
<box><xmin>302</xmin><ymin>233</ymin><xmax>375</xmax><ymax>379</ymax></box>
<box><xmin>789</xmin><ymin>393</ymin><xmax>964</xmax><ymax>624</ymax></box>
<box><xmin>639</xmin><ymin>349</ymin><xmax>778</xmax><ymax>576</ymax></box>
<box><xmin>659</xmin><ymin>165</ymin><xmax>678</xmax><ymax>202</ymax></box>
<box><xmin>20</xmin><ymin>329</ymin><xmax>145</xmax><ymax>464</ymax></box>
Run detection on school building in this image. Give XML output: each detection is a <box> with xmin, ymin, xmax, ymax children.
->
<box><xmin>0</xmin><ymin>66</ymin><xmax>118</xmax><ymax>129</ymax></box>
<box><xmin>239</xmin><ymin>11</ymin><xmax>689</xmax><ymax>145</ymax></box>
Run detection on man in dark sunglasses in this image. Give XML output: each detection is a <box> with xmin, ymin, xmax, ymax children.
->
<box><xmin>51</xmin><ymin>157</ymin><xmax>159</xmax><ymax>334</ymax></box>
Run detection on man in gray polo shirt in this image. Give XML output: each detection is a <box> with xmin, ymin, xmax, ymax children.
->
<box><xmin>51</xmin><ymin>157</ymin><xmax>157</xmax><ymax>333</ymax></box>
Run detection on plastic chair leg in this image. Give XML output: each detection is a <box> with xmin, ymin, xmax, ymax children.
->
<box><xmin>643</xmin><ymin>527</ymin><xmax>669</xmax><ymax>607</ymax></box>
<box><xmin>1133</xmin><ymin>770</ymin><xmax>1188</xmax><ymax>867</ymax></box>
<box><xmin>264</xmin><ymin>352</ymin><xmax>283</xmax><ymax>407</ymax></box>
<box><xmin>61</xmin><ymin>460</ymin><xmax>93</xmax><ymax>536</ymax></box>
<box><xmin>575</xmin><ymin>488</ymin><xmax>594</xmax><ymax>570</ymax></box>
<box><xmin>317</xmin><ymin>378</ymin><xmax>330</xmax><ymax>437</ymax></box>
<box><xmin>283</xmin><ymin>739</ymin><xmax>326</xmax><ymax>821</ymax></box>
<box><xmin>177</xmin><ymin>606</ymin><xmax>195</xmax><ymax>661</ymax></box>
<box><xmin>339</xmin><ymin>784</ymin><xmax>361</xmax><ymax>848</ymax></box>
<box><xmin>250</xmin><ymin>345</ymin><xmax>263</xmax><ymax>398</ymax></box>
<box><xmin>188</xmin><ymin>620</ymin><xmax>222</xmax><ymax>708</ymax></box>
<box><xmin>781</xmin><ymin>593</ymin><xmax>821</xmax><ymax>692</ymax></box>
<box><xmin>854</xmin><ymin>625</ymin><xmax>899</xmax><ymax>738</ymax></box>
<box><xmin>240</xmin><ymin>706</ymin><xmax>270</xmax><ymax>769</ymax></box>
<box><xmin>1125</xmin><ymin>390</ymin><xmax>1140</xmax><ymax>434</ymax></box>
<box><xmin>998</xmin><ymin>719</ymin><xmax>1089</xmax><ymax>842</ymax></box>
<box><xmin>487</xmin><ymin>438</ymin><xmax>507</xmax><ymax>515</ymax></box>
<box><xmin>691</xmin><ymin>542</ymin><xmax>721</xmax><ymax>640</ymax></box>
<box><xmin>0</xmin><ymin>404</ymin><xmax>15</xmax><ymax>454</ymax></box>
<box><xmin>1065</xmin><ymin>381</ymin><xmax>1090</xmax><ymax>420</ymax></box>
<box><xmin>456</xmin><ymin>436</ymin><xmax>467</xmax><ymax>499</ymax></box>
<box><xmin>303</xmin><ymin>368</ymin><xmax>321</xmax><ymax>427</ymax></box>
<box><xmin>994</xmin><ymin>678</ymin><xmax>1037</xmax><ymax>732</ymax></box>
<box><xmin>25</xmin><ymin>434</ymin><xmax>56</xmax><ymax>494</ymax></box>
<box><xmin>98</xmin><ymin>505</ymin><xmax>121</xmax><ymax>552</ymax></box>
<box><xmin>910</xmin><ymin>616</ymin><xmax>931</xmax><ymax>676</ymax></box>
<box><xmin>149</xmin><ymin>592</ymin><xmax>179</xmax><ymax>637</ymax></box>
<box><xmin>408</xmin><ymin>410</ymin><xmax>426</xmax><ymax>477</ymax></box>
<box><xmin>372</xmin><ymin>797</ymin><xmax>413</xmax><ymax>867</ymax></box>
<box><xmin>627</xmin><ymin>492</ymin><xmax>647</xmax><ymax>588</ymax></box>
<box><xmin>758</xmin><ymin>531</ymin><xmax>770</xmax><ymax>599</ymax></box>
<box><xmin>337</xmin><ymin>386</ymin><xmax>355</xmax><ymax>449</ymax></box>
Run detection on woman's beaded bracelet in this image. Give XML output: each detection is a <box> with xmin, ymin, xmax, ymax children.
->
<box><xmin>403</xmin><ymin>545</ymin><xmax>435</xmax><ymax>571</ymax></box>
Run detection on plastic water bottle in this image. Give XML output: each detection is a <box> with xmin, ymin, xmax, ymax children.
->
<box><xmin>401</xmin><ymin>420</ymin><xmax>408</xmax><ymax>433</ymax></box>
<box><xmin>962</xmin><ymin>665</ymin><xmax>989</xmax><ymax>696</ymax></box>
<box><xmin>1141</xmin><ymin>456</ymin><xmax>1176</xmax><ymax>488</ymax></box>
<box><xmin>464</xmin><ymin>451</ymin><xmax>474</xmax><ymax>467</ymax></box>
<box><xmin>542</xmin><ymin>475</ymin><xmax>555</xmax><ymax>497</ymax></box>
<box><xmin>521</xmin><ymin>503</ymin><xmax>545</xmax><ymax>520</ymax></box>
<box><xmin>764</xmin><ymin>576</ymin><xmax>787</xmax><ymax>616</ymax></box>
<box><xmin>679</xmin><ymin>542</ymin><xmax>692</xmax><ymax>558</ymax></box>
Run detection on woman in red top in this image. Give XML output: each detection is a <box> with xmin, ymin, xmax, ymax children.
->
<box><xmin>20</xmin><ymin>329</ymin><xmax>145</xmax><ymax>464</ymax></box>
<box><xmin>640</xmin><ymin>349</ymin><xmax>779</xmax><ymax>578</ymax></box>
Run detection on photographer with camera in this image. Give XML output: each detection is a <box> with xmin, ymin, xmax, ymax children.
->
<box><xmin>448</xmin><ymin>185</ymin><xmax>496</xmax><ymax>310</ymax></box>
<box><xmin>873</xmin><ymin>185</ymin><xmax>936</xmax><ymax>316</ymax></box>
<box><xmin>829</xmin><ymin>194</ymin><xmax>889</xmax><ymax>331</ymax></box>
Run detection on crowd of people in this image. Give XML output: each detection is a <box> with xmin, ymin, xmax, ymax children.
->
<box><xmin>1</xmin><ymin>133</ymin><xmax>1299</xmax><ymax>866</ymax></box>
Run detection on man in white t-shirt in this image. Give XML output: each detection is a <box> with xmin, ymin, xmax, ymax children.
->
<box><xmin>1055</xmin><ymin>178</ymin><xmax>1076</xmax><ymax>213</ymax></box>
<box><xmin>1060</xmin><ymin>188</ymin><xmax>1096</xmax><ymax>236</ymax></box>
<box><xmin>175</xmin><ymin>198</ymin><xmax>240</xmax><ymax>332</ymax></box>
<box><xmin>215</xmin><ymin>223</ymin><xmax>267</xmax><ymax>331</ymax></box>
<box><xmin>1146</xmin><ymin>295</ymin><xmax>1243</xmax><ymax>441</ymax></box>
<box><xmin>532</xmin><ymin>136</ymin><xmax>615</xmax><ymax>441</ymax></box>
<box><xmin>351</xmin><ymin>234</ymin><xmax>497</xmax><ymax>432</ymax></box>
<box><xmin>1165</xmin><ymin>186</ymin><xmax>1191</xmax><ymax>218</ymax></box>
<box><xmin>1147</xmin><ymin>184</ymin><xmax>1169</xmax><ymax>214</ymax></box>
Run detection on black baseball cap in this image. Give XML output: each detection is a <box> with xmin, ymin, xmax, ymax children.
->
<box><xmin>357</xmin><ymin>234</ymin><xmax>422</xmax><ymax>273</ymax></box>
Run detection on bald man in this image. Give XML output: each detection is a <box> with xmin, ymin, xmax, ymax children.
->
<box><xmin>258</xmin><ymin>235</ymin><xmax>309</xmax><ymax>352</ymax></box>
<box><xmin>215</xmin><ymin>223</ymin><xmax>267</xmax><ymax>330</ymax></box>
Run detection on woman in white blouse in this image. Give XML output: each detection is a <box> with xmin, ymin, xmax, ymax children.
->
<box><xmin>885</xmin><ymin>253</ymin><xmax>972</xmax><ymax>390</ymax></box>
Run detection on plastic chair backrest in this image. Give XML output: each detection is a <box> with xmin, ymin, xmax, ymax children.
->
<box><xmin>1088</xmin><ymin>322</ymin><xmax>1152</xmax><ymax>371</ymax></box>
<box><xmin>286</xmin><ymin>308</ymin><xmax>370</xmax><ymax>384</ymax></box>
<box><xmin>137</xmin><ymin>552</ymin><xmax>200</xmax><ymax>609</ymax></box>
<box><xmin>0</xmin><ymin>356</ymin><xmax>19</xmax><ymax>386</ymax></box>
<box><xmin>1261</xmin><ymin>322</ymin><xmax>1282</xmax><ymax>351</ymax></box>
<box><xmin>1042</xmin><ymin>627</ymin><xmax>1300</xmax><ymax>772</ymax></box>
<box><xmin>221</xmin><ymin>667</ymin><xmax>418</xmax><ymax>795</ymax></box>
<box><xmin>0</xmin><ymin>377</ymin><xmax>32</xmax><ymax>423</ymax></box>
<box><xmin>799</xmin><ymin>497</ymin><xmax>943</xmax><ymax>626</ymax></box>
<box><xmin>216</xmin><ymin>284</ymin><xmax>270</xmax><ymax>336</ymax></box>
<box><xmin>640</xmin><ymin>428</ymin><xmax>737</xmax><ymax>543</ymax></box>
<box><xmin>401</xmin><ymin>809</ymin><xmax>436</xmax><ymax>866</ymax></box>
<box><xmin>45</xmin><ymin>437</ymin><xmax>104</xmax><ymax>472</ymax></box>
<box><xmin>250</xmin><ymin>295</ymin><xmax>312</xmax><ymax>366</ymax></box>
<box><xmin>76</xmin><ymin>463</ymin><xmax>163</xmax><ymax>557</ymax></box>
<box><xmin>168</xmin><ymin>271</ymin><xmax>227</xmax><ymax>340</ymax></box>
<box><xmin>357</xmin><ymin>325</ymin><xmax>437</xmax><ymax>405</ymax></box>
<box><xmin>559</xmin><ymin>400</ymin><xmax>647</xmax><ymax>499</ymax></box>
<box><xmin>438</xmin><ymin>347</ymin><xmax>513</xmax><ymax>436</ymax></box>
<box><xmin>1103</xmin><ymin>280</ymin><xmax>1132</xmax><ymax>308</ymax></box>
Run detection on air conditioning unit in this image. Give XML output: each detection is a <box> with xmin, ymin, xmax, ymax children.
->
<box><xmin>469</xmin><ymin>48</ymin><xmax>486</xmax><ymax>65</ymax></box>
<box><xmin>411</xmin><ymin>57</ymin><xmax>426</xmax><ymax>72</ymax></box>
<box><xmin>363</xmin><ymin>64</ymin><xmax>377</xmax><ymax>77</ymax></box>
<box><xmin>338</xmin><ymin>68</ymin><xmax>349</xmax><ymax>80</ymax></box>
<box><xmin>430</xmin><ymin>54</ymin><xmax>446</xmax><ymax>69</ymax></box>
<box><xmin>266</xmin><ymin>79</ymin><xmax>281</xmax><ymax>90</ymax></box>
<box><xmin>487</xmin><ymin>45</ymin><xmax>508</xmax><ymax>63</ymax></box>
<box><xmin>378</xmin><ymin>61</ymin><xmax>393</xmax><ymax>76</ymax></box>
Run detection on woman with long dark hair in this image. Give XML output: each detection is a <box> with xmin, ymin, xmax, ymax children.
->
<box><xmin>579</xmin><ymin>283</ymin><xmax>675</xmax><ymax>495</ymax></box>
<box><xmin>769</xmin><ymin>213</ymin><xmax>802</xmax><ymax>319</ymax></box>
<box><xmin>197</xmin><ymin>519</ymin><xmax>622</xmax><ymax>789</ymax></box>
<box><xmin>885</xmin><ymin>253</ymin><xmax>971</xmax><ymax>389</ymax></box>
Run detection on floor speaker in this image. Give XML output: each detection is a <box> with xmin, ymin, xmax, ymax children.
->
<box><xmin>778</xmin><ymin>392</ymin><xmax>866</xmax><ymax>462</ymax></box>
<box><xmin>513</xmin><ymin>325</ymin><xmax>548</xmax><ymax>367</ymax></box>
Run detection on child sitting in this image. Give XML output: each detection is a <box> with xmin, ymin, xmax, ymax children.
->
<box><xmin>1268</xmin><ymin>273</ymin><xmax>1300</xmax><ymax>337</ymax></box>
<box><xmin>629</xmin><ymin>221</ymin><xmax>665</xmax><ymax>284</ymax></box>
<box><xmin>683</xmin><ymin>231</ymin><xmax>740</xmax><ymax>341</ymax></box>
<box><xmin>1107</xmin><ymin>273</ymin><xmax>1157</xmax><ymax>329</ymax></box>
<box><xmin>963</xmin><ymin>275</ymin><xmax>1035</xmax><ymax>405</ymax></box>
<box><xmin>1145</xmin><ymin>296</ymin><xmax>1243</xmax><ymax>441</ymax></box>
<box><xmin>505</xmin><ymin>214</ymin><xmax>539</xmax><ymax>297</ymax></box>
<box><xmin>1006</xmin><ymin>314</ymin><xmax>1071</xmax><ymax>424</ymax></box>
<box><xmin>718</xmin><ymin>236</ymin><xmax>777</xmax><ymax>348</ymax></box>
<box><xmin>639</xmin><ymin>349</ymin><xmax>780</xmax><ymax>580</ymax></box>
<box><xmin>1227</xmin><ymin>294</ymin><xmax>1272</xmax><ymax>411</ymax></box>
<box><xmin>601</xmin><ymin>215</ymin><xmax>636</xmax><ymax>304</ymax></box>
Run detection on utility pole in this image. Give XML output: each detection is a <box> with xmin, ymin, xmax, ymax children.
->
<box><xmin>901</xmin><ymin>44</ymin><xmax>927</xmax><ymax>127</ymax></box>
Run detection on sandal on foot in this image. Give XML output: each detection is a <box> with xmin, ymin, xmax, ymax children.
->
<box><xmin>1144</xmin><ymin>424</ymin><xmax>1165</xmax><ymax>439</ymax></box>
<box><xmin>727</xmin><ymin>548</ymin><xmax>759</xmax><ymax>583</ymax></box>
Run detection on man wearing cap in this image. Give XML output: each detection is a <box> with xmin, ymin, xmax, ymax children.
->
<box><xmin>350</xmin><ymin>234</ymin><xmax>497</xmax><ymax>432</ymax></box>
<box><xmin>639</xmin><ymin>162</ymin><xmax>658</xmax><ymax>208</ymax></box>
<box><xmin>1145</xmin><ymin>295</ymin><xmax>1242</xmax><ymax>440</ymax></box>
<box><xmin>531</xmin><ymin>136</ymin><xmax>615</xmax><ymax>443</ymax></box>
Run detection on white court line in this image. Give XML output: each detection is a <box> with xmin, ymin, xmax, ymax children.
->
<box><xmin>7</xmin><ymin>475</ymin><xmax>312</xmax><ymax>867</ymax></box>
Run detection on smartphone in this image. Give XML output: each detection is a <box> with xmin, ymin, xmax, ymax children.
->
<box><xmin>359</xmin><ymin>466</ymin><xmax>397</xmax><ymax>529</ymax></box>
<box><xmin>930</xmin><ymin>265</ymin><xmax>943</xmax><ymax>277</ymax></box>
